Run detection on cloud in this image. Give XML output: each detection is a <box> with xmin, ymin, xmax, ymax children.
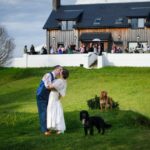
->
<box><xmin>76</xmin><ymin>0</ymin><xmax>150</xmax><ymax>4</ymax></box>
<box><xmin>0</xmin><ymin>0</ymin><xmax>49</xmax><ymax>5</ymax></box>
<box><xmin>1</xmin><ymin>19</ymin><xmax>47</xmax><ymax>56</ymax></box>
<box><xmin>0</xmin><ymin>0</ymin><xmax>52</xmax><ymax>56</ymax></box>
<box><xmin>62</xmin><ymin>0</ymin><xmax>77</xmax><ymax>5</ymax></box>
<box><xmin>2</xmin><ymin>21</ymin><xmax>43</xmax><ymax>33</ymax></box>
<box><xmin>0</xmin><ymin>0</ymin><xmax>78</xmax><ymax>57</ymax></box>
<box><xmin>0</xmin><ymin>0</ymin><xmax>19</xmax><ymax>5</ymax></box>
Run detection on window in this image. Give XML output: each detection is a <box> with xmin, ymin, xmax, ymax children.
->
<box><xmin>131</xmin><ymin>18</ymin><xmax>138</xmax><ymax>28</ymax></box>
<box><xmin>68</xmin><ymin>21</ymin><xmax>76</xmax><ymax>30</ymax></box>
<box><xmin>93</xmin><ymin>18</ymin><xmax>102</xmax><ymax>25</ymax></box>
<box><xmin>61</xmin><ymin>21</ymin><xmax>67</xmax><ymax>30</ymax></box>
<box><xmin>138</xmin><ymin>18</ymin><xmax>144</xmax><ymax>28</ymax></box>
<box><xmin>131</xmin><ymin>18</ymin><xmax>145</xmax><ymax>29</ymax></box>
<box><xmin>61</xmin><ymin>21</ymin><xmax>76</xmax><ymax>30</ymax></box>
<box><xmin>128</xmin><ymin>42</ymin><xmax>147</xmax><ymax>53</ymax></box>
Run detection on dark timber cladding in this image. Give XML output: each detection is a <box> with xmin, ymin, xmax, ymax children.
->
<box><xmin>43</xmin><ymin>0</ymin><xmax>150</xmax><ymax>52</ymax></box>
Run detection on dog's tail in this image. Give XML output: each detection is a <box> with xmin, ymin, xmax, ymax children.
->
<box><xmin>104</xmin><ymin>123</ymin><xmax>112</xmax><ymax>129</ymax></box>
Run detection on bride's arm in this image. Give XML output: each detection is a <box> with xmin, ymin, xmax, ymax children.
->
<box><xmin>47</xmin><ymin>84</ymin><xmax>57</xmax><ymax>91</ymax></box>
<box><xmin>48</xmin><ymin>83</ymin><xmax>62</xmax><ymax>98</ymax></box>
<box><xmin>47</xmin><ymin>79</ymin><xmax>62</xmax><ymax>91</ymax></box>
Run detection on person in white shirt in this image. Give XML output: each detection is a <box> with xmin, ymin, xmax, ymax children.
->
<box><xmin>47</xmin><ymin>69</ymin><xmax>69</xmax><ymax>135</ymax></box>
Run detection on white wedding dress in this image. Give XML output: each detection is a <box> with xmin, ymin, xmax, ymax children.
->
<box><xmin>47</xmin><ymin>79</ymin><xmax>67</xmax><ymax>132</ymax></box>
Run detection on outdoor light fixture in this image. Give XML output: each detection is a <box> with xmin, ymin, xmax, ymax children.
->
<box><xmin>118</xmin><ymin>35</ymin><xmax>121</xmax><ymax>41</ymax></box>
<box><xmin>137</xmin><ymin>35</ymin><xmax>140</xmax><ymax>41</ymax></box>
<box><xmin>74</xmin><ymin>35</ymin><xmax>77</xmax><ymax>40</ymax></box>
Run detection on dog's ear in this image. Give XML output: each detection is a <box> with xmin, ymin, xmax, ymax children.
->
<box><xmin>80</xmin><ymin>111</ymin><xmax>83</xmax><ymax>121</ymax></box>
<box><xmin>80</xmin><ymin>110</ymin><xmax>89</xmax><ymax>120</ymax></box>
<box><xmin>85</xmin><ymin>111</ymin><xmax>89</xmax><ymax>119</ymax></box>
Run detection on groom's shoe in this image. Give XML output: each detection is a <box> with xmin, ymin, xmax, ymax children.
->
<box><xmin>44</xmin><ymin>131</ymin><xmax>51</xmax><ymax>136</ymax></box>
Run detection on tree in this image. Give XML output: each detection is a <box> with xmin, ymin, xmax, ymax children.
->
<box><xmin>0</xmin><ymin>25</ymin><xmax>15</xmax><ymax>66</ymax></box>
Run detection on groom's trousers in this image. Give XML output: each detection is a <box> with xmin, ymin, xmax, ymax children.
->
<box><xmin>36</xmin><ymin>93</ymin><xmax>49</xmax><ymax>132</ymax></box>
<box><xmin>36</xmin><ymin>72</ymin><xmax>54</xmax><ymax>132</ymax></box>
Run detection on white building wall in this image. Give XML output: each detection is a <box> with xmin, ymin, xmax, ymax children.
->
<box><xmin>3</xmin><ymin>53</ymin><xmax>150</xmax><ymax>68</ymax></box>
<box><xmin>4</xmin><ymin>53</ymin><xmax>97</xmax><ymax>68</ymax></box>
<box><xmin>97</xmin><ymin>53</ymin><xmax>150</xmax><ymax>68</ymax></box>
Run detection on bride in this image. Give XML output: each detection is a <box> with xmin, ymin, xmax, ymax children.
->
<box><xmin>47</xmin><ymin>69</ymin><xmax>69</xmax><ymax>134</ymax></box>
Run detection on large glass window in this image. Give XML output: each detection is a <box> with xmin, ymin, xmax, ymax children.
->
<box><xmin>131</xmin><ymin>18</ymin><xmax>144</xmax><ymax>28</ymax></box>
<box><xmin>68</xmin><ymin>21</ymin><xmax>76</xmax><ymax>30</ymax></box>
<box><xmin>61</xmin><ymin>21</ymin><xmax>76</xmax><ymax>30</ymax></box>
<box><xmin>138</xmin><ymin>18</ymin><xmax>144</xmax><ymax>28</ymax></box>
<box><xmin>131</xmin><ymin>18</ymin><xmax>138</xmax><ymax>28</ymax></box>
<box><xmin>128</xmin><ymin>42</ymin><xmax>147</xmax><ymax>53</ymax></box>
<box><xmin>61</xmin><ymin>21</ymin><xmax>67</xmax><ymax>30</ymax></box>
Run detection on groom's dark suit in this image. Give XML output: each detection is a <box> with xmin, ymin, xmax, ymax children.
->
<box><xmin>36</xmin><ymin>72</ymin><xmax>54</xmax><ymax>132</ymax></box>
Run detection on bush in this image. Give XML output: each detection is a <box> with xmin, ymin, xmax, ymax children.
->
<box><xmin>87</xmin><ymin>95</ymin><xmax>119</xmax><ymax>110</ymax></box>
<box><xmin>87</xmin><ymin>95</ymin><xmax>100</xmax><ymax>109</ymax></box>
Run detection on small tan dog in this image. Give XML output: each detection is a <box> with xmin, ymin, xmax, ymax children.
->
<box><xmin>100</xmin><ymin>91</ymin><xmax>113</xmax><ymax>111</ymax></box>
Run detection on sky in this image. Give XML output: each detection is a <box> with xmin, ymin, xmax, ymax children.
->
<box><xmin>0</xmin><ymin>0</ymin><xmax>150</xmax><ymax>57</ymax></box>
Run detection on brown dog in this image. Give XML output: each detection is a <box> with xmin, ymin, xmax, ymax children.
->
<box><xmin>100</xmin><ymin>91</ymin><xmax>113</xmax><ymax>111</ymax></box>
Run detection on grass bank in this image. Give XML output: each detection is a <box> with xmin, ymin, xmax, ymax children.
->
<box><xmin>0</xmin><ymin>67</ymin><xmax>150</xmax><ymax>150</ymax></box>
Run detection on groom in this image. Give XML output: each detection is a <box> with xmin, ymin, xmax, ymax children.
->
<box><xmin>36</xmin><ymin>65</ymin><xmax>63</xmax><ymax>135</ymax></box>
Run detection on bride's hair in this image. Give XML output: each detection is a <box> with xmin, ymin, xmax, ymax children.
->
<box><xmin>62</xmin><ymin>69</ymin><xmax>69</xmax><ymax>79</ymax></box>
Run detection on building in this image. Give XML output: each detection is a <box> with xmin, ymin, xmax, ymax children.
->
<box><xmin>43</xmin><ymin>0</ymin><xmax>150</xmax><ymax>53</ymax></box>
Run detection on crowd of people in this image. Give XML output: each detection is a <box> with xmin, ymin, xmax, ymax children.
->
<box><xmin>23</xmin><ymin>43</ymin><xmax>104</xmax><ymax>55</ymax></box>
<box><xmin>48</xmin><ymin>43</ymin><xmax>103</xmax><ymax>55</ymax></box>
<box><xmin>24</xmin><ymin>42</ymin><xmax>150</xmax><ymax>55</ymax></box>
<box><xmin>111</xmin><ymin>45</ymin><xmax>123</xmax><ymax>53</ymax></box>
<box><xmin>24</xmin><ymin>44</ymin><xmax>39</xmax><ymax>55</ymax></box>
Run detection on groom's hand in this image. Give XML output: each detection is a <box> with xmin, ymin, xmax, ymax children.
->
<box><xmin>47</xmin><ymin>84</ymin><xmax>56</xmax><ymax>90</ymax></box>
<box><xmin>59</xmin><ymin>93</ymin><xmax>62</xmax><ymax>99</ymax></box>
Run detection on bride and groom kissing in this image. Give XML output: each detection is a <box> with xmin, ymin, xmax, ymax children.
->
<box><xmin>36</xmin><ymin>65</ymin><xmax>69</xmax><ymax>136</ymax></box>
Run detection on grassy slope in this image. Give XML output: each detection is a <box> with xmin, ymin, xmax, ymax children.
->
<box><xmin>0</xmin><ymin>67</ymin><xmax>150</xmax><ymax>150</ymax></box>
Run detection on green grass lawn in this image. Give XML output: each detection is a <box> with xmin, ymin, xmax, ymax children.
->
<box><xmin>0</xmin><ymin>67</ymin><xmax>150</xmax><ymax>150</ymax></box>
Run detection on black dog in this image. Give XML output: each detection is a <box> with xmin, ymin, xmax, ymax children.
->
<box><xmin>80</xmin><ymin>110</ymin><xmax>111</xmax><ymax>136</ymax></box>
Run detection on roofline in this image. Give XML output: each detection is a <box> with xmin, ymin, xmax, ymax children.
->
<box><xmin>60</xmin><ymin>1</ymin><xmax>150</xmax><ymax>7</ymax></box>
<box><xmin>43</xmin><ymin>26</ymin><xmax>130</xmax><ymax>30</ymax></box>
<box><xmin>75</xmin><ymin>26</ymin><xmax>130</xmax><ymax>29</ymax></box>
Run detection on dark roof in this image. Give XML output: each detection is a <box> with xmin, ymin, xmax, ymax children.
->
<box><xmin>55</xmin><ymin>10</ymin><xmax>83</xmax><ymax>21</ymax></box>
<box><xmin>79</xmin><ymin>32</ymin><xmax>112</xmax><ymax>42</ymax></box>
<box><xmin>43</xmin><ymin>2</ymin><xmax>150</xmax><ymax>29</ymax></box>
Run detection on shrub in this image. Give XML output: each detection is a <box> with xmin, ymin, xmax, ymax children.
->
<box><xmin>87</xmin><ymin>95</ymin><xmax>100</xmax><ymax>109</ymax></box>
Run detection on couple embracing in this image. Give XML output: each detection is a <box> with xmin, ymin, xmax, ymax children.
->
<box><xmin>36</xmin><ymin>66</ymin><xmax>69</xmax><ymax>135</ymax></box>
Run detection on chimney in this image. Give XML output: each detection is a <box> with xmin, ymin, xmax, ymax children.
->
<box><xmin>52</xmin><ymin>0</ymin><xmax>61</xmax><ymax>11</ymax></box>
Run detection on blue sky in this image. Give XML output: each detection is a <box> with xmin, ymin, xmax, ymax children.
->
<box><xmin>0</xmin><ymin>0</ymin><xmax>149</xmax><ymax>57</ymax></box>
<box><xmin>0</xmin><ymin>0</ymin><xmax>76</xmax><ymax>56</ymax></box>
